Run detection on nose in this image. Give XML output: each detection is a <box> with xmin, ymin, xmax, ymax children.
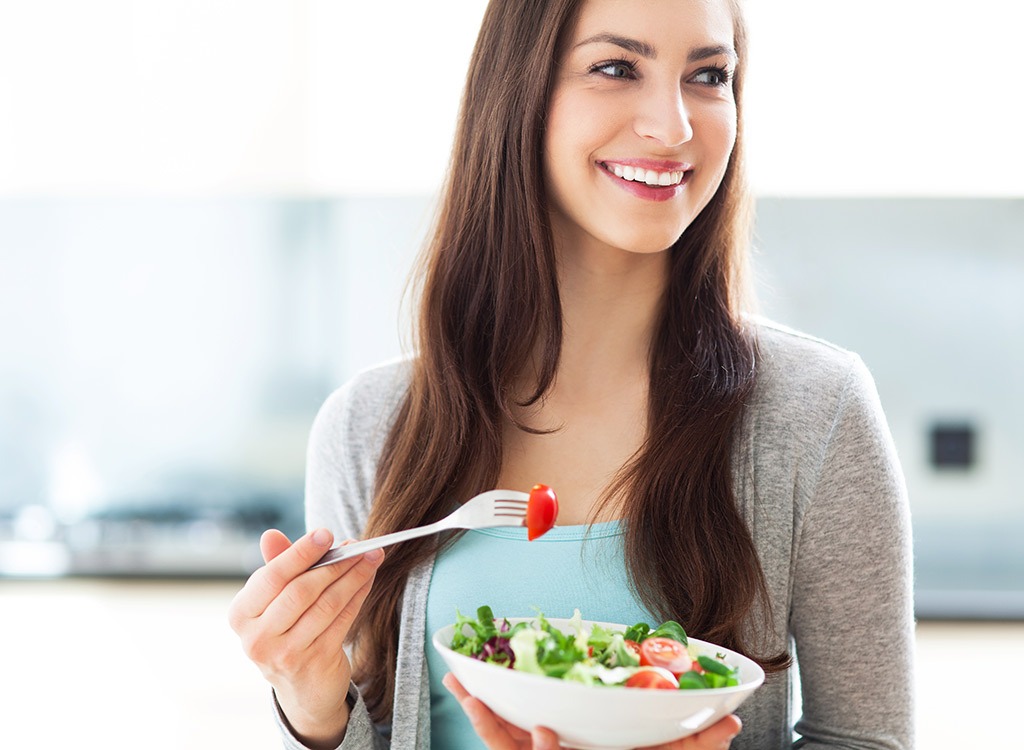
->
<box><xmin>633</xmin><ymin>84</ymin><xmax>693</xmax><ymax>148</ymax></box>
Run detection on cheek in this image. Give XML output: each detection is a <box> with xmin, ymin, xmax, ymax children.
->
<box><xmin>542</xmin><ymin>96</ymin><xmax>572</xmax><ymax>185</ymax></box>
<box><xmin>713</xmin><ymin>108</ymin><xmax>738</xmax><ymax>162</ymax></box>
<box><xmin>695</xmin><ymin>106</ymin><xmax>738</xmax><ymax>190</ymax></box>
<box><xmin>545</xmin><ymin>91</ymin><xmax>598</xmax><ymax>169</ymax></box>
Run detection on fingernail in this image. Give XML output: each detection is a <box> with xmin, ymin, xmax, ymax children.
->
<box><xmin>532</xmin><ymin>728</ymin><xmax>556</xmax><ymax>748</ymax></box>
<box><xmin>726</xmin><ymin>716</ymin><xmax>742</xmax><ymax>740</ymax></box>
<box><xmin>364</xmin><ymin>547</ymin><xmax>384</xmax><ymax>563</ymax></box>
<box><xmin>312</xmin><ymin>528</ymin><xmax>331</xmax><ymax>547</ymax></box>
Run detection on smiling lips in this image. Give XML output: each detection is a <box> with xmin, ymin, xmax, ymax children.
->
<box><xmin>598</xmin><ymin>160</ymin><xmax>693</xmax><ymax>202</ymax></box>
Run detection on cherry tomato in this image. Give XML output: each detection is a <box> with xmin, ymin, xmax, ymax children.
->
<box><xmin>639</xmin><ymin>637</ymin><xmax>692</xmax><ymax>676</ymax></box>
<box><xmin>625</xmin><ymin>669</ymin><xmax>677</xmax><ymax>690</ymax></box>
<box><xmin>525</xmin><ymin>484</ymin><xmax>558</xmax><ymax>541</ymax></box>
<box><xmin>624</xmin><ymin>639</ymin><xmax>642</xmax><ymax>660</ymax></box>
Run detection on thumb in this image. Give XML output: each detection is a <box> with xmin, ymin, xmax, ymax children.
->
<box><xmin>259</xmin><ymin>529</ymin><xmax>293</xmax><ymax>563</ymax></box>
<box><xmin>691</xmin><ymin>714</ymin><xmax>742</xmax><ymax>749</ymax></box>
<box><xmin>531</xmin><ymin>726</ymin><xmax>560</xmax><ymax>749</ymax></box>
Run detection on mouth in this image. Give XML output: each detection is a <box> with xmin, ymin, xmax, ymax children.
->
<box><xmin>597</xmin><ymin>160</ymin><xmax>693</xmax><ymax>201</ymax></box>
<box><xmin>598</xmin><ymin>160</ymin><xmax>691</xmax><ymax>187</ymax></box>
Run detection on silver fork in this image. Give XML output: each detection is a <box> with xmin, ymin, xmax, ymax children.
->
<box><xmin>308</xmin><ymin>489</ymin><xmax>529</xmax><ymax>570</ymax></box>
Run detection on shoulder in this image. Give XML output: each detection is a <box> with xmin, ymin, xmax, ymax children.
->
<box><xmin>312</xmin><ymin>357</ymin><xmax>413</xmax><ymax>447</ymax></box>
<box><xmin>739</xmin><ymin>316</ymin><xmax>891</xmax><ymax>489</ymax></box>
<box><xmin>746</xmin><ymin>316</ymin><xmax>877</xmax><ymax>428</ymax></box>
<box><xmin>304</xmin><ymin>358</ymin><xmax>413</xmax><ymax>534</ymax></box>
<box><xmin>750</xmin><ymin>316</ymin><xmax>864</xmax><ymax>392</ymax></box>
<box><xmin>735</xmin><ymin>317</ymin><xmax>906</xmax><ymax>574</ymax></box>
<box><xmin>307</xmin><ymin>357</ymin><xmax>413</xmax><ymax>489</ymax></box>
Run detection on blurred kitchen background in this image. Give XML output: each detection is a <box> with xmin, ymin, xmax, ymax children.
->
<box><xmin>1</xmin><ymin>1</ymin><xmax>1022</xmax><ymax>748</ymax></box>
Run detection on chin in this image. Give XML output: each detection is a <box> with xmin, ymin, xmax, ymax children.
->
<box><xmin>609</xmin><ymin>228</ymin><xmax>687</xmax><ymax>256</ymax></box>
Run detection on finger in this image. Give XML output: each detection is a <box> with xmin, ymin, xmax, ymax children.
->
<box><xmin>530</xmin><ymin>726</ymin><xmax>561</xmax><ymax>749</ymax></box>
<box><xmin>258</xmin><ymin>547</ymin><xmax>378</xmax><ymax>637</ymax></box>
<box><xmin>260</xmin><ymin>529</ymin><xmax>292</xmax><ymax>563</ymax></box>
<box><xmin>229</xmin><ymin>528</ymin><xmax>293</xmax><ymax>629</ymax></box>
<box><xmin>685</xmin><ymin>714</ymin><xmax>742</xmax><ymax>749</ymax></box>
<box><xmin>268</xmin><ymin>577</ymin><xmax>375</xmax><ymax>677</ymax></box>
<box><xmin>442</xmin><ymin>673</ymin><xmax>470</xmax><ymax>701</ymax></box>
<box><xmin>458</xmin><ymin>695</ymin><xmax>518</xmax><ymax>749</ymax></box>
<box><xmin>287</xmin><ymin>551</ymin><xmax>384</xmax><ymax>650</ymax></box>
<box><xmin>234</xmin><ymin>528</ymin><xmax>336</xmax><ymax>619</ymax></box>
<box><xmin>445</xmin><ymin>675</ymin><xmax>525</xmax><ymax>748</ymax></box>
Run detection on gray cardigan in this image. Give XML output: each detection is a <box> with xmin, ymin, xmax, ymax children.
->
<box><xmin>274</xmin><ymin>319</ymin><xmax>915</xmax><ymax>749</ymax></box>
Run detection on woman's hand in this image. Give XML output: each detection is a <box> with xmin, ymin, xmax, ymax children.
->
<box><xmin>443</xmin><ymin>674</ymin><xmax>742</xmax><ymax>750</ymax></box>
<box><xmin>227</xmin><ymin>528</ymin><xmax>384</xmax><ymax>750</ymax></box>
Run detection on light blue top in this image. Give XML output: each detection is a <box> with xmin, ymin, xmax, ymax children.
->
<box><xmin>424</xmin><ymin>520</ymin><xmax>658</xmax><ymax>750</ymax></box>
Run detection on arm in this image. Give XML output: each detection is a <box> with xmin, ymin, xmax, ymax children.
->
<box><xmin>790</xmin><ymin>356</ymin><xmax>914</xmax><ymax>749</ymax></box>
<box><xmin>229</xmin><ymin>527</ymin><xmax>387</xmax><ymax>750</ymax></box>
<box><xmin>261</xmin><ymin>372</ymin><xmax>405</xmax><ymax>750</ymax></box>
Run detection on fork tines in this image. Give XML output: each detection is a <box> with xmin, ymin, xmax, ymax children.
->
<box><xmin>494</xmin><ymin>499</ymin><xmax>528</xmax><ymax>517</ymax></box>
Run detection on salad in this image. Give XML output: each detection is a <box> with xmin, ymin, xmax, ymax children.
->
<box><xmin>449</xmin><ymin>606</ymin><xmax>741</xmax><ymax>690</ymax></box>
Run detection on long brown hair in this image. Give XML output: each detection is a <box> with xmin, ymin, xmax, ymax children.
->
<box><xmin>349</xmin><ymin>0</ymin><xmax>789</xmax><ymax>722</ymax></box>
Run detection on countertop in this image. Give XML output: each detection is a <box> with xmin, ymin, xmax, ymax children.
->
<box><xmin>2</xmin><ymin>579</ymin><xmax>1022</xmax><ymax>749</ymax></box>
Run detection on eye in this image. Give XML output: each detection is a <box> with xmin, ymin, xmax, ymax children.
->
<box><xmin>692</xmin><ymin>66</ymin><xmax>732</xmax><ymax>87</ymax></box>
<box><xmin>591</xmin><ymin>59</ymin><xmax>638</xmax><ymax>80</ymax></box>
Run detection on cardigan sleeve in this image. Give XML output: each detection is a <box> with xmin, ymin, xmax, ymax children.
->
<box><xmin>272</xmin><ymin>684</ymin><xmax>389</xmax><ymax>750</ymax></box>
<box><xmin>271</xmin><ymin>365</ymin><xmax>408</xmax><ymax>749</ymax></box>
<box><xmin>789</xmin><ymin>355</ymin><xmax>915</xmax><ymax>749</ymax></box>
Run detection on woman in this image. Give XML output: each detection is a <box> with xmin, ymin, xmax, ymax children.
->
<box><xmin>228</xmin><ymin>0</ymin><xmax>915</xmax><ymax>748</ymax></box>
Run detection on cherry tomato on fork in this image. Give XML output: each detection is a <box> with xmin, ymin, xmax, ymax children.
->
<box><xmin>525</xmin><ymin>484</ymin><xmax>558</xmax><ymax>540</ymax></box>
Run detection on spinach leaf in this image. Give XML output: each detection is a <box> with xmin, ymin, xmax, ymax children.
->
<box><xmin>622</xmin><ymin>622</ymin><xmax>651</xmax><ymax>642</ymax></box>
<box><xmin>649</xmin><ymin>620</ymin><xmax>688</xmax><ymax>645</ymax></box>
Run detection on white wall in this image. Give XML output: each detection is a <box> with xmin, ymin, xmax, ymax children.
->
<box><xmin>1</xmin><ymin>0</ymin><xmax>1021</xmax><ymax>196</ymax></box>
<box><xmin>743</xmin><ymin>1</ymin><xmax>1024</xmax><ymax>196</ymax></box>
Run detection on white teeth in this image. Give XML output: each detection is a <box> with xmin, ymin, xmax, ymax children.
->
<box><xmin>604</xmin><ymin>163</ymin><xmax>684</xmax><ymax>186</ymax></box>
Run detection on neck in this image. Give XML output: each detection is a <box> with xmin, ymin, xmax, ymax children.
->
<box><xmin>553</xmin><ymin>240</ymin><xmax>670</xmax><ymax>395</ymax></box>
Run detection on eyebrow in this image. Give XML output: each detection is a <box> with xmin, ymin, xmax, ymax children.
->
<box><xmin>573</xmin><ymin>33</ymin><xmax>737</xmax><ymax>64</ymax></box>
<box><xmin>574</xmin><ymin>33</ymin><xmax>656</xmax><ymax>59</ymax></box>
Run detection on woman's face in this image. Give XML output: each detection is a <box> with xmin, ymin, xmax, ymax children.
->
<box><xmin>544</xmin><ymin>0</ymin><xmax>738</xmax><ymax>258</ymax></box>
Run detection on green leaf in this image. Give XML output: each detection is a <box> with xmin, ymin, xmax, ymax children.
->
<box><xmin>587</xmin><ymin>624</ymin><xmax>617</xmax><ymax>651</ymax></box>
<box><xmin>474</xmin><ymin>606</ymin><xmax>497</xmax><ymax>640</ymax></box>
<box><xmin>509</xmin><ymin>629</ymin><xmax>544</xmax><ymax>675</ymax></box>
<box><xmin>601</xmin><ymin>634</ymin><xmax>640</xmax><ymax>668</ymax></box>
<box><xmin>623</xmin><ymin>622</ymin><xmax>651</xmax><ymax>643</ymax></box>
<box><xmin>450</xmin><ymin>606</ymin><xmax>502</xmax><ymax>655</ymax></box>
<box><xmin>649</xmin><ymin>620</ymin><xmax>688</xmax><ymax>646</ymax></box>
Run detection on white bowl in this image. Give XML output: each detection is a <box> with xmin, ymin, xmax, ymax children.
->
<box><xmin>432</xmin><ymin>617</ymin><xmax>764</xmax><ymax>750</ymax></box>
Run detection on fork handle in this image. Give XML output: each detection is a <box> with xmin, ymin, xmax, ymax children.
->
<box><xmin>308</xmin><ymin>520</ymin><xmax>450</xmax><ymax>570</ymax></box>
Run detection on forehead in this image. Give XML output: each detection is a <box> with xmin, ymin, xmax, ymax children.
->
<box><xmin>568</xmin><ymin>0</ymin><xmax>735</xmax><ymax>49</ymax></box>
